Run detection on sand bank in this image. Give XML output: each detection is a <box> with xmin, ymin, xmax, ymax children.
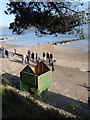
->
<box><xmin>0</xmin><ymin>37</ymin><xmax>19</xmax><ymax>41</ymax></box>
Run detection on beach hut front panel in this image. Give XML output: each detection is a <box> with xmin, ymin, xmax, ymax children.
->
<box><xmin>21</xmin><ymin>72</ymin><xmax>37</xmax><ymax>86</ymax></box>
<box><xmin>20</xmin><ymin>65</ymin><xmax>37</xmax><ymax>92</ymax></box>
<box><xmin>20</xmin><ymin>81</ymin><xmax>30</xmax><ymax>92</ymax></box>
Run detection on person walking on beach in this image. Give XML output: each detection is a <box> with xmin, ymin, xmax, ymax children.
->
<box><xmin>50</xmin><ymin>53</ymin><xmax>53</xmax><ymax>63</ymax></box>
<box><xmin>26</xmin><ymin>54</ymin><xmax>30</xmax><ymax>64</ymax></box>
<box><xmin>51</xmin><ymin>60</ymin><xmax>56</xmax><ymax>71</ymax></box>
<box><xmin>22</xmin><ymin>55</ymin><xmax>27</xmax><ymax>64</ymax></box>
<box><xmin>46</xmin><ymin>52</ymin><xmax>49</xmax><ymax>63</ymax></box>
<box><xmin>36</xmin><ymin>53</ymin><xmax>38</xmax><ymax>62</ymax></box>
<box><xmin>43</xmin><ymin>52</ymin><xmax>45</xmax><ymax>60</ymax></box>
<box><xmin>22</xmin><ymin>55</ymin><xmax>25</xmax><ymax>64</ymax></box>
<box><xmin>51</xmin><ymin>61</ymin><xmax>54</xmax><ymax>71</ymax></box>
<box><xmin>36</xmin><ymin>57</ymin><xmax>40</xmax><ymax>64</ymax></box>
<box><xmin>12</xmin><ymin>49</ymin><xmax>16</xmax><ymax>56</ymax></box>
<box><xmin>5</xmin><ymin>49</ymin><xmax>9</xmax><ymax>58</ymax></box>
<box><xmin>22</xmin><ymin>55</ymin><xmax>24</xmax><ymax>64</ymax></box>
<box><xmin>27</xmin><ymin>49</ymin><xmax>30</xmax><ymax>59</ymax></box>
<box><xmin>31</xmin><ymin>52</ymin><xmax>34</xmax><ymax>61</ymax></box>
<box><xmin>1</xmin><ymin>47</ymin><xmax>4</xmax><ymax>58</ymax></box>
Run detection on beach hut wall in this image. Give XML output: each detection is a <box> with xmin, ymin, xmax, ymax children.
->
<box><xmin>35</xmin><ymin>61</ymin><xmax>50</xmax><ymax>75</ymax></box>
<box><xmin>20</xmin><ymin>61</ymin><xmax>52</xmax><ymax>94</ymax></box>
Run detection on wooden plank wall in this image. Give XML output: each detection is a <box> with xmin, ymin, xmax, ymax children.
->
<box><xmin>35</xmin><ymin>62</ymin><xmax>49</xmax><ymax>75</ymax></box>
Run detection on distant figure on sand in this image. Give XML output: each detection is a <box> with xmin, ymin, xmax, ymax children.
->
<box><xmin>36</xmin><ymin>53</ymin><xmax>38</xmax><ymax>62</ymax></box>
<box><xmin>36</xmin><ymin>57</ymin><xmax>40</xmax><ymax>64</ymax></box>
<box><xmin>26</xmin><ymin>54</ymin><xmax>30</xmax><ymax>64</ymax></box>
<box><xmin>31</xmin><ymin>52</ymin><xmax>34</xmax><ymax>61</ymax></box>
<box><xmin>27</xmin><ymin>49</ymin><xmax>30</xmax><ymax>58</ymax></box>
<box><xmin>5</xmin><ymin>49</ymin><xmax>9</xmax><ymax>58</ymax></box>
<box><xmin>43</xmin><ymin>52</ymin><xmax>45</xmax><ymax>60</ymax></box>
<box><xmin>22</xmin><ymin>55</ymin><xmax>24</xmax><ymax>64</ymax></box>
<box><xmin>50</xmin><ymin>53</ymin><xmax>53</xmax><ymax>63</ymax></box>
<box><xmin>51</xmin><ymin>60</ymin><xmax>56</xmax><ymax>71</ymax></box>
<box><xmin>46</xmin><ymin>52</ymin><xmax>49</xmax><ymax>63</ymax></box>
<box><xmin>22</xmin><ymin>55</ymin><xmax>26</xmax><ymax>64</ymax></box>
<box><xmin>51</xmin><ymin>61</ymin><xmax>54</xmax><ymax>71</ymax></box>
<box><xmin>12</xmin><ymin>49</ymin><xmax>16</xmax><ymax>56</ymax></box>
<box><xmin>1</xmin><ymin>47</ymin><xmax>4</xmax><ymax>58</ymax></box>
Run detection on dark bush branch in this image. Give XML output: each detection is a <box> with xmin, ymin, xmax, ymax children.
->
<box><xmin>5</xmin><ymin>2</ymin><xmax>87</xmax><ymax>35</ymax></box>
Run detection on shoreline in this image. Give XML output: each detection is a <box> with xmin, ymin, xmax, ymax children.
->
<box><xmin>0</xmin><ymin>36</ymin><xmax>87</xmax><ymax>49</ymax></box>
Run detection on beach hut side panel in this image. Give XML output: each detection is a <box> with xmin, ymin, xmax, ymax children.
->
<box><xmin>38</xmin><ymin>71</ymin><xmax>52</xmax><ymax>93</ymax></box>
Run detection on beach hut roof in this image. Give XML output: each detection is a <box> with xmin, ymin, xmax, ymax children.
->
<box><xmin>21</xmin><ymin>65</ymin><xmax>35</xmax><ymax>74</ymax></box>
<box><xmin>21</xmin><ymin>61</ymin><xmax>50</xmax><ymax>76</ymax></box>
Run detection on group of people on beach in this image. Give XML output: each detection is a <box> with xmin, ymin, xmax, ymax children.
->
<box><xmin>0</xmin><ymin>47</ymin><xmax>16</xmax><ymax>58</ymax></box>
<box><xmin>0</xmin><ymin>47</ymin><xmax>9</xmax><ymax>58</ymax></box>
<box><xmin>43</xmin><ymin>52</ymin><xmax>55</xmax><ymax>71</ymax></box>
<box><xmin>0</xmin><ymin>47</ymin><xmax>55</xmax><ymax>71</ymax></box>
<box><xmin>22</xmin><ymin>50</ymin><xmax>40</xmax><ymax>65</ymax></box>
<box><xmin>22</xmin><ymin>50</ymin><xmax>55</xmax><ymax>71</ymax></box>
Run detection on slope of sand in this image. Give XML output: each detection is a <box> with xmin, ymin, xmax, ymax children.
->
<box><xmin>0</xmin><ymin>43</ymin><xmax>88</xmax><ymax>71</ymax></box>
<box><xmin>0</xmin><ymin>43</ymin><xmax>90</xmax><ymax>118</ymax></box>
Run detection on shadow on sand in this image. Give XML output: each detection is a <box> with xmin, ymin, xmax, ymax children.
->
<box><xmin>76</xmin><ymin>84</ymin><xmax>90</xmax><ymax>90</ymax></box>
<box><xmin>9</xmin><ymin>59</ymin><xmax>36</xmax><ymax>67</ymax></box>
<box><xmin>41</xmin><ymin>91</ymin><xmax>90</xmax><ymax>119</ymax></box>
<box><xmin>2</xmin><ymin>73</ymin><xmax>20</xmax><ymax>89</ymax></box>
<box><xmin>1</xmin><ymin>72</ymin><xmax>90</xmax><ymax>119</ymax></box>
<box><xmin>9</xmin><ymin>59</ymin><xmax>22</xmax><ymax>64</ymax></box>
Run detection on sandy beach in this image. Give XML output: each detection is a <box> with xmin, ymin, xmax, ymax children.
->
<box><xmin>0</xmin><ymin>43</ymin><xmax>90</xmax><ymax>117</ymax></box>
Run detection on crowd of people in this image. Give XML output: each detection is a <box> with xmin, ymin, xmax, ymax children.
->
<box><xmin>22</xmin><ymin>50</ymin><xmax>55</xmax><ymax>71</ymax></box>
<box><xmin>0</xmin><ymin>47</ymin><xmax>16</xmax><ymax>58</ymax></box>
<box><xmin>22</xmin><ymin>50</ymin><xmax>40</xmax><ymax>65</ymax></box>
<box><xmin>0</xmin><ymin>47</ymin><xmax>55</xmax><ymax>71</ymax></box>
<box><xmin>0</xmin><ymin>47</ymin><xmax>9</xmax><ymax>58</ymax></box>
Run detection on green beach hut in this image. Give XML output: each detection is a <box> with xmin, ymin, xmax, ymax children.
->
<box><xmin>20</xmin><ymin>61</ymin><xmax>52</xmax><ymax>94</ymax></box>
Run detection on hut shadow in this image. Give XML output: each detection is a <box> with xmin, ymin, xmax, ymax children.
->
<box><xmin>41</xmin><ymin>91</ymin><xmax>90</xmax><ymax>118</ymax></box>
<box><xmin>2</xmin><ymin>73</ymin><xmax>20</xmax><ymax>89</ymax></box>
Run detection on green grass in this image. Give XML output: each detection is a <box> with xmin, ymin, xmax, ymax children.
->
<box><xmin>0</xmin><ymin>85</ymin><xmax>82</xmax><ymax>120</ymax></box>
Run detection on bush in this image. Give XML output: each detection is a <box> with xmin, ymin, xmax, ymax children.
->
<box><xmin>0</xmin><ymin>76</ymin><xmax>10</xmax><ymax>86</ymax></box>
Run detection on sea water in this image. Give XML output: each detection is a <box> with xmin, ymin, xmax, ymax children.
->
<box><xmin>0</xmin><ymin>24</ymin><xmax>89</xmax><ymax>51</ymax></box>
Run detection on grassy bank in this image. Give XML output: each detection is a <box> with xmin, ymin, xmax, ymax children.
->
<box><xmin>0</xmin><ymin>85</ymin><xmax>83</xmax><ymax>120</ymax></box>
<box><xmin>53</xmin><ymin>38</ymin><xmax>85</xmax><ymax>45</ymax></box>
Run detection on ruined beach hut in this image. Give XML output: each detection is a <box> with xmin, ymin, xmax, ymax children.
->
<box><xmin>20</xmin><ymin>61</ymin><xmax>52</xmax><ymax>94</ymax></box>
